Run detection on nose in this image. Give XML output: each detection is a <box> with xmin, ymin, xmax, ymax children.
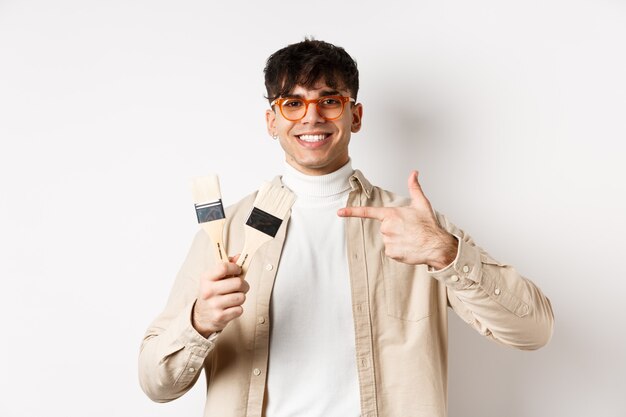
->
<box><xmin>300</xmin><ymin>101</ymin><xmax>325</xmax><ymax>123</ymax></box>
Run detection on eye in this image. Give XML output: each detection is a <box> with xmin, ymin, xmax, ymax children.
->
<box><xmin>282</xmin><ymin>99</ymin><xmax>304</xmax><ymax>108</ymax></box>
<box><xmin>320</xmin><ymin>97</ymin><xmax>342</xmax><ymax>106</ymax></box>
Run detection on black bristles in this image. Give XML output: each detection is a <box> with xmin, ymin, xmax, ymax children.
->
<box><xmin>245</xmin><ymin>207</ymin><xmax>281</xmax><ymax>237</ymax></box>
<box><xmin>195</xmin><ymin>200</ymin><xmax>226</xmax><ymax>223</ymax></box>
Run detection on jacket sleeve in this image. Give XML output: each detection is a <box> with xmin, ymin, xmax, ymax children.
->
<box><xmin>138</xmin><ymin>231</ymin><xmax>218</xmax><ymax>402</ymax></box>
<box><xmin>429</xmin><ymin>212</ymin><xmax>554</xmax><ymax>350</ymax></box>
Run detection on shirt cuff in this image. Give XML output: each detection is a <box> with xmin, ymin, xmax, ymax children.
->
<box><xmin>168</xmin><ymin>300</ymin><xmax>219</xmax><ymax>358</ymax></box>
<box><xmin>168</xmin><ymin>301</ymin><xmax>220</xmax><ymax>386</ymax></box>
<box><xmin>428</xmin><ymin>236</ymin><xmax>483</xmax><ymax>290</ymax></box>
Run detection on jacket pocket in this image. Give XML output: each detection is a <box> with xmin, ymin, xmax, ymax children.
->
<box><xmin>381</xmin><ymin>253</ymin><xmax>438</xmax><ymax>322</ymax></box>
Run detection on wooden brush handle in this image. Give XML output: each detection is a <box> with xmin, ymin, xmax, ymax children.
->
<box><xmin>201</xmin><ymin>218</ymin><xmax>228</xmax><ymax>262</ymax></box>
<box><xmin>236</xmin><ymin>226</ymin><xmax>272</xmax><ymax>274</ymax></box>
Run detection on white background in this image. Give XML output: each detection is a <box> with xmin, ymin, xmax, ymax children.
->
<box><xmin>1</xmin><ymin>1</ymin><xmax>625</xmax><ymax>416</ymax></box>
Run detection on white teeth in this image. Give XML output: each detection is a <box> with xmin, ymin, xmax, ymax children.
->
<box><xmin>298</xmin><ymin>134</ymin><xmax>328</xmax><ymax>142</ymax></box>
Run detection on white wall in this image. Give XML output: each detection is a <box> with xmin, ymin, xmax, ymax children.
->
<box><xmin>1</xmin><ymin>1</ymin><xmax>624</xmax><ymax>416</ymax></box>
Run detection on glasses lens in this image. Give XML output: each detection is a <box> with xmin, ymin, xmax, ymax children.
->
<box><xmin>317</xmin><ymin>97</ymin><xmax>344</xmax><ymax>120</ymax></box>
<box><xmin>280</xmin><ymin>98</ymin><xmax>306</xmax><ymax>121</ymax></box>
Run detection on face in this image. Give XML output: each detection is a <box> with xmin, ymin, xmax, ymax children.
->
<box><xmin>265</xmin><ymin>82</ymin><xmax>363</xmax><ymax>176</ymax></box>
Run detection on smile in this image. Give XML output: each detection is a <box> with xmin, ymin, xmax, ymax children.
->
<box><xmin>296</xmin><ymin>134</ymin><xmax>330</xmax><ymax>143</ymax></box>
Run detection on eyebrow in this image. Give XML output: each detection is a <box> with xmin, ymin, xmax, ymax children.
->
<box><xmin>284</xmin><ymin>90</ymin><xmax>342</xmax><ymax>99</ymax></box>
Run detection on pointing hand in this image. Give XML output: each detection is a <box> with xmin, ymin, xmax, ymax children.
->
<box><xmin>337</xmin><ymin>171</ymin><xmax>458</xmax><ymax>269</ymax></box>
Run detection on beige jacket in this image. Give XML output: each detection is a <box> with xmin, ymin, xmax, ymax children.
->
<box><xmin>138</xmin><ymin>170</ymin><xmax>554</xmax><ymax>417</ymax></box>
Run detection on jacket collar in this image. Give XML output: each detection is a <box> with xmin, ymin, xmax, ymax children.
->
<box><xmin>349</xmin><ymin>169</ymin><xmax>373</xmax><ymax>199</ymax></box>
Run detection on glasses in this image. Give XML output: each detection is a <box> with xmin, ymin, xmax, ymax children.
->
<box><xmin>270</xmin><ymin>95</ymin><xmax>355</xmax><ymax>121</ymax></box>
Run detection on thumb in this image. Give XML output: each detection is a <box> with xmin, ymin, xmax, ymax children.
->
<box><xmin>408</xmin><ymin>170</ymin><xmax>428</xmax><ymax>208</ymax></box>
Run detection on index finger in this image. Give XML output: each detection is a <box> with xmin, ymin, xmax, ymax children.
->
<box><xmin>337</xmin><ymin>206</ymin><xmax>387</xmax><ymax>220</ymax></box>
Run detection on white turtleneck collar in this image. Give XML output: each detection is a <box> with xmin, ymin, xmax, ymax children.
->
<box><xmin>281</xmin><ymin>160</ymin><xmax>354</xmax><ymax>199</ymax></box>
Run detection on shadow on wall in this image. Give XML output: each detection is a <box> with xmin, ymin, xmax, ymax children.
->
<box><xmin>447</xmin><ymin>299</ymin><xmax>599</xmax><ymax>417</ymax></box>
<box><xmin>447</xmin><ymin>312</ymin><xmax>533</xmax><ymax>417</ymax></box>
<box><xmin>351</xmin><ymin>91</ymin><xmax>451</xmax><ymax>191</ymax></box>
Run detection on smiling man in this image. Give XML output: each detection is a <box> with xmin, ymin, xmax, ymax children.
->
<box><xmin>139</xmin><ymin>39</ymin><xmax>554</xmax><ymax>417</ymax></box>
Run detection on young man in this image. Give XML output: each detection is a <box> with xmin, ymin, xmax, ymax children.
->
<box><xmin>139</xmin><ymin>39</ymin><xmax>554</xmax><ymax>417</ymax></box>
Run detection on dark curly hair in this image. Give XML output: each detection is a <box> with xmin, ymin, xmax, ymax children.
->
<box><xmin>264</xmin><ymin>38</ymin><xmax>359</xmax><ymax>104</ymax></box>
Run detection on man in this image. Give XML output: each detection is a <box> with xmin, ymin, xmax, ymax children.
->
<box><xmin>139</xmin><ymin>39</ymin><xmax>554</xmax><ymax>417</ymax></box>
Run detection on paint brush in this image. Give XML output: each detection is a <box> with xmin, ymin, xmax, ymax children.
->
<box><xmin>192</xmin><ymin>174</ymin><xmax>229</xmax><ymax>262</ymax></box>
<box><xmin>236</xmin><ymin>182</ymin><xmax>296</xmax><ymax>273</ymax></box>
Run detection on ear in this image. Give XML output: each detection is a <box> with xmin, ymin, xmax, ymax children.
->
<box><xmin>350</xmin><ymin>103</ymin><xmax>363</xmax><ymax>133</ymax></box>
<box><xmin>265</xmin><ymin>109</ymin><xmax>276</xmax><ymax>137</ymax></box>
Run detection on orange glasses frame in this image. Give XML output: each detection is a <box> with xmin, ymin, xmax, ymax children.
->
<box><xmin>270</xmin><ymin>95</ymin><xmax>356</xmax><ymax>121</ymax></box>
